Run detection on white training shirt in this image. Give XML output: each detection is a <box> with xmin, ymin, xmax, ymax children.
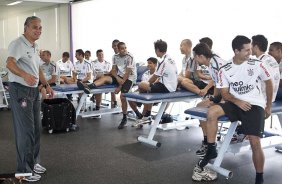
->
<box><xmin>112</xmin><ymin>52</ymin><xmax>137</xmax><ymax>82</ymax></box>
<box><xmin>279</xmin><ymin>61</ymin><xmax>282</xmax><ymax>79</ymax></box>
<box><xmin>258</xmin><ymin>54</ymin><xmax>280</xmax><ymax>102</ymax></box>
<box><xmin>40</xmin><ymin>61</ymin><xmax>59</xmax><ymax>81</ymax></box>
<box><xmin>181</xmin><ymin>55</ymin><xmax>197</xmax><ymax>76</ymax></box>
<box><xmin>197</xmin><ymin>64</ymin><xmax>211</xmax><ymax>84</ymax></box>
<box><xmin>141</xmin><ymin>70</ymin><xmax>154</xmax><ymax>82</ymax></box>
<box><xmin>91</xmin><ymin>59</ymin><xmax>111</xmax><ymax>80</ymax></box>
<box><xmin>218</xmin><ymin>58</ymin><xmax>271</xmax><ymax>108</ymax></box>
<box><xmin>197</xmin><ymin>54</ymin><xmax>225</xmax><ymax>84</ymax></box>
<box><xmin>7</xmin><ymin>35</ymin><xmax>40</xmax><ymax>87</ymax></box>
<box><xmin>74</xmin><ymin>60</ymin><xmax>91</xmax><ymax>81</ymax></box>
<box><xmin>57</xmin><ymin>59</ymin><xmax>74</xmax><ymax>77</ymax></box>
<box><xmin>155</xmin><ymin>54</ymin><xmax>178</xmax><ymax>92</ymax></box>
<box><xmin>208</xmin><ymin>55</ymin><xmax>226</xmax><ymax>85</ymax></box>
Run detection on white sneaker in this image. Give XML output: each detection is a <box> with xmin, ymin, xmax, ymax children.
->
<box><xmin>133</xmin><ymin>116</ymin><xmax>151</xmax><ymax>127</ymax></box>
<box><xmin>22</xmin><ymin>173</ymin><xmax>41</xmax><ymax>182</ymax></box>
<box><xmin>33</xmin><ymin>164</ymin><xmax>46</xmax><ymax>174</ymax></box>
<box><xmin>192</xmin><ymin>164</ymin><xmax>217</xmax><ymax>181</ymax></box>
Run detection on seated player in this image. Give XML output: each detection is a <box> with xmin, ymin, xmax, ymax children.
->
<box><xmin>77</xmin><ymin>42</ymin><xmax>137</xmax><ymax>129</ymax></box>
<box><xmin>128</xmin><ymin>57</ymin><xmax>158</xmax><ymax>126</ymax></box>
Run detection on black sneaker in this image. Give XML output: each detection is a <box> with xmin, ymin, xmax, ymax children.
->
<box><xmin>90</xmin><ymin>95</ymin><xmax>95</xmax><ymax>102</ymax></box>
<box><xmin>198</xmin><ymin>146</ymin><xmax>218</xmax><ymax>168</ymax></box>
<box><xmin>77</xmin><ymin>81</ymin><xmax>91</xmax><ymax>94</ymax></box>
<box><xmin>118</xmin><ymin>118</ymin><xmax>127</xmax><ymax>129</ymax></box>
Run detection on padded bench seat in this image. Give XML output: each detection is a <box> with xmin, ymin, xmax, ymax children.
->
<box><xmin>184</xmin><ymin>107</ymin><xmax>229</xmax><ymax>122</ymax></box>
<box><xmin>123</xmin><ymin>90</ymin><xmax>198</xmax><ymax>103</ymax></box>
<box><xmin>185</xmin><ymin>100</ymin><xmax>282</xmax><ymax>120</ymax></box>
<box><xmin>52</xmin><ymin>84</ymin><xmax>117</xmax><ymax>92</ymax></box>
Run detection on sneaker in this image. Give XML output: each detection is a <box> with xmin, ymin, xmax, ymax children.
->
<box><xmin>92</xmin><ymin>107</ymin><xmax>100</xmax><ymax>111</ymax></box>
<box><xmin>196</xmin><ymin>142</ymin><xmax>208</xmax><ymax>158</ymax></box>
<box><xmin>77</xmin><ymin>81</ymin><xmax>91</xmax><ymax>94</ymax></box>
<box><xmin>198</xmin><ymin>146</ymin><xmax>218</xmax><ymax>168</ymax></box>
<box><xmin>90</xmin><ymin>95</ymin><xmax>95</xmax><ymax>102</ymax></box>
<box><xmin>22</xmin><ymin>173</ymin><xmax>41</xmax><ymax>182</ymax></box>
<box><xmin>133</xmin><ymin>116</ymin><xmax>152</xmax><ymax>127</ymax></box>
<box><xmin>118</xmin><ymin>118</ymin><xmax>127</xmax><ymax>129</ymax></box>
<box><xmin>192</xmin><ymin>164</ymin><xmax>217</xmax><ymax>181</ymax></box>
<box><xmin>70</xmin><ymin>124</ymin><xmax>79</xmax><ymax>131</ymax></box>
<box><xmin>33</xmin><ymin>164</ymin><xmax>46</xmax><ymax>174</ymax></box>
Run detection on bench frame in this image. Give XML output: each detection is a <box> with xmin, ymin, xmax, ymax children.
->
<box><xmin>187</xmin><ymin>108</ymin><xmax>282</xmax><ymax>179</ymax></box>
<box><xmin>125</xmin><ymin>95</ymin><xmax>199</xmax><ymax>147</ymax></box>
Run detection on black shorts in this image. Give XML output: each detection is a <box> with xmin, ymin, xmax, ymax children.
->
<box><xmin>111</xmin><ymin>76</ymin><xmax>133</xmax><ymax>93</ymax></box>
<box><xmin>218</xmin><ymin>101</ymin><xmax>265</xmax><ymax>137</ymax></box>
<box><xmin>150</xmin><ymin>82</ymin><xmax>170</xmax><ymax>93</ymax></box>
<box><xmin>192</xmin><ymin>79</ymin><xmax>214</xmax><ymax>95</ymax></box>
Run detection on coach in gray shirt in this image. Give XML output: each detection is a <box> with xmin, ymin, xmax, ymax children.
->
<box><xmin>6</xmin><ymin>16</ymin><xmax>54</xmax><ymax>182</ymax></box>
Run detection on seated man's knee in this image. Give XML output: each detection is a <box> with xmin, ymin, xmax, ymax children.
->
<box><xmin>196</xmin><ymin>99</ymin><xmax>213</xmax><ymax>108</ymax></box>
<box><xmin>178</xmin><ymin>76</ymin><xmax>184</xmax><ymax>84</ymax></box>
<box><xmin>138</xmin><ymin>81</ymin><xmax>150</xmax><ymax>92</ymax></box>
<box><xmin>180</xmin><ymin>78</ymin><xmax>192</xmax><ymax>86</ymax></box>
<box><xmin>207</xmin><ymin>105</ymin><xmax>223</xmax><ymax>121</ymax></box>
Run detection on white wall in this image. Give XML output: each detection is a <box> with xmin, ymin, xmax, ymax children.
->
<box><xmin>0</xmin><ymin>4</ymin><xmax>70</xmax><ymax>68</ymax></box>
<box><xmin>71</xmin><ymin>0</ymin><xmax>282</xmax><ymax>69</ymax></box>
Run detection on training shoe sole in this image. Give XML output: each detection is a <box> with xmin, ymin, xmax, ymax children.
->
<box><xmin>192</xmin><ymin>165</ymin><xmax>217</xmax><ymax>181</ymax></box>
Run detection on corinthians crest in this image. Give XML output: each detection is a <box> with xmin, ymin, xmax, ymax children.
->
<box><xmin>247</xmin><ymin>69</ymin><xmax>254</xmax><ymax>76</ymax></box>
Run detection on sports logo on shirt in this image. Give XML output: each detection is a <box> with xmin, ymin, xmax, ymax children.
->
<box><xmin>230</xmin><ymin>81</ymin><xmax>254</xmax><ymax>95</ymax></box>
<box><xmin>247</xmin><ymin>69</ymin><xmax>254</xmax><ymax>76</ymax></box>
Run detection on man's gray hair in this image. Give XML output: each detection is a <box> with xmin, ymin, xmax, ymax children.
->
<box><xmin>24</xmin><ymin>16</ymin><xmax>41</xmax><ymax>26</ymax></box>
<box><xmin>24</xmin><ymin>16</ymin><xmax>41</xmax><ymax>32</ymax></box>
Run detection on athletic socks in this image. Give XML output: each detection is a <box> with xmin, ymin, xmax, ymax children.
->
<box><xmin>203</xmin><ymin>136</ymin><xmax>207</xmax><ymax>144</ymax></box>
<box><xmin>144</xmin><ymin>110</ymin><xmax>151</xmax><ymax>117</ymax></box>
<box><xmin>255</xmin><ymin>173</ymin><xmax>264</xmax><ymax>184</ymax></box>
<box><xmin>198</xmin><ymin>142</ymin><xmax>217</xmax><ymax>168</ymax></box>
<box><xmin>134</xmin><ymin>110</ymin><xmax>143</xmax><ymax>119</ymax></box>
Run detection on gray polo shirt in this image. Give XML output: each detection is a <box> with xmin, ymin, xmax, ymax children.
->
<box><xmin>7</xmin><ymin>35</ymin><xmax>40</xmax><ymax>87</ymax></box>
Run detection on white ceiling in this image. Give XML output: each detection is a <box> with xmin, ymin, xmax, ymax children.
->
<box><xmin>0</xmin><ymin>0</ymin><xmax>71</xmax><ymax>19</ymax></box>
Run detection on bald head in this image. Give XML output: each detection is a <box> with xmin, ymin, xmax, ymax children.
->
<box><xmin>182</xmin><ymin>39</ymin><xmax>192</xmax><ymax>47</ymax></box>
<box><xmin>180</xmin><ymin>39</ymin><xmax>192</xmax><ymax>55</ymax></box>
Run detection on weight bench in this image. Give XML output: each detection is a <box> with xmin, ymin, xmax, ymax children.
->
<box><xmin>184</xmin><ymin>100</ymin><xmax>282</xmax><ymax>178</ymax></box>
<box><xmin>53</xmin><ymin>84</ymin><xmax>119</xmax><ymax>119</ymax></box>
<box><xmin>123</xmin><ymin>90</ymin><xmax>199</xmax><ymax>147</ymax></box>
